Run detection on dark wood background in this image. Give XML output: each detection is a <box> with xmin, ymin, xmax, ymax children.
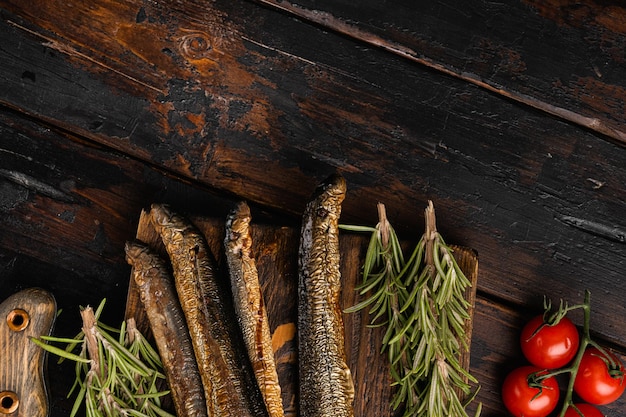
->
<box><xmin>0</xmin><ymin>1</ymin><xmax>625</xmax><ymax>416</ymax></box>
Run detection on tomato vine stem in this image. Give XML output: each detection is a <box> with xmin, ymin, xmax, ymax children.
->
<box><xmin>530</xmin><ymin>290</ymin><xmax>623</xmax><ymax>417</ymax></box>
<box><xmin>554</xmin><ymin>290</ymin><xmax>591</xmax><ymax>417</ymax></box>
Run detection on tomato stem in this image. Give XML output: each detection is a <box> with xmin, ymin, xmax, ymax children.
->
<box><xmin>535</xmin><ymin>290</ymin><xmax>624</xmax><ymax>416</ymax></box>
<box><xmin>555</xmin><ymin>290</ymin><xmax>592</xmax><ymax>417</ymax></box>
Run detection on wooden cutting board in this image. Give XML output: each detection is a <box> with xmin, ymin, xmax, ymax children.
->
<box><xmin>124</xmin><ymin>208</ymin><xmax>478</xmax><ymax>417</ymax></box>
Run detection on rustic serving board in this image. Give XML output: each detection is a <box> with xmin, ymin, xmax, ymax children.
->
<box><xmin>0</xmin><ymin>288</ymin><xmax>56</xmax><ymax>417</ymax></box>
<box><xmin>124</xmin><ymin>206</ymin><xmax>478</xmax><ymax>417</ymax></box>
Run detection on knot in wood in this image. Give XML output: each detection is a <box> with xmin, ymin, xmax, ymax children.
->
<box><xmin>179</xmin><ymin>32</ymin><xmax>213</xmax><ymax>60</ymax></box>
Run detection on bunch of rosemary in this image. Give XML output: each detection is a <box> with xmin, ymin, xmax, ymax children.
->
<box><xmin>31</xmin><ymin>299</ymin><xmax>174</xmax><ymax>417</ymax></box>
<box><xmin>342</xmin><ymin>201</ymin><xmax>480</xmax><ymax>417</ymax></box>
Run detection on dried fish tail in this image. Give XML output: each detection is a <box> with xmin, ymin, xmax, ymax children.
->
<box><xmin>298</xmin><ymin>175</ymin><xmax>355</xmax><ymax>417</ymax></box>
<box><xmin>150</xmin><ymin>204</ymin><xmax>269</xmax><ymax>417</ymax></box>
<box><xmin>124</xmin><ymin>240</ymin><xmax>208</xmax><ymax>417</ymax></box>
<box><xmin>225</xmin><ymin>201</ymin><xmax>285</xmax><ymax>417</ymax></box>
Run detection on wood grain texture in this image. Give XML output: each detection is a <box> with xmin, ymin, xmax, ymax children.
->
<box><xmin>251</xmin><ymin>0</ymin><xmax>626</xmax><ymax>144</ymax></box>
<box><xmin>0</xmin><ymin>1</ymin><xmax>626</xmax><ymax>416</ymax></box>
<box><xmin>0</xmin><ymin>36</ymin><xmax>626</xmax><ymax>415</ymax></box>
<box><xmin>0</xmin><ymin>288</ymin><xmax>56</xmax><ymax>417</ymax></box>
<box><xmin>1</xmin><ymin>2</ymin><xmax>626</xmax><ymax>344</ymax></box>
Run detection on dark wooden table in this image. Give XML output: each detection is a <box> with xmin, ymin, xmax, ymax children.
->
<box><xmin>1</xmin><ymin>1</ymin><xmax>625</xmax><ymax>416</ymax></box>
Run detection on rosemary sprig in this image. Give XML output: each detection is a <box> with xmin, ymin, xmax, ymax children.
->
<box><xmin>31</xmin><ymin>299</ymin><xmax>174</xmax><ymax>417</ymax></box>
<box><xmin>342</xmin><ymin>201</ymin><xmax>480</xmax><ymax>417</ymax></box>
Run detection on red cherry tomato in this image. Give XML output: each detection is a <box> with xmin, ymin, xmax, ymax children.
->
<box><xmin>520</xmin><ymin>314</ymin><xmax>579</xmax><ymax>369</ymax></box>
<box><xmin>574</xmin><ymin>347</ymin><xmax>625</xmax><ymax>405</ymax></box>
<box><xmin>502</xmin><ymin>366</ymin><xmax>560</xmax><ymax>417</ymax></box>
<box><xmin>563</xmin><ymin>403</ymin><xmax>604</xmax><ymax>417</ymax></box>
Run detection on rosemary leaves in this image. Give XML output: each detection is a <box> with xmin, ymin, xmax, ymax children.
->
<box><xmin>342</xmin><ymin>201</ymin><xmax>480</xmax><ymax>417</ymax></box>
<box><xmin>31</xmin><ymin>299</ymin><xmax>174</xmax><ymax>417</ymax></box>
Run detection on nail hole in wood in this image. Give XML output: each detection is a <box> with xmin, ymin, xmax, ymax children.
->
<box><xmin>7</xmin><ymin>309</ymin><xmax>30</xmax><ymax>332</ymax></box>
<box><xmin>0</xmin><ymin>391</ymin><xmax>19</xmax><ymax>414</ymax></box>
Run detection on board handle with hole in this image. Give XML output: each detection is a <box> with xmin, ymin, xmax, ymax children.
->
<box><xmin>0</xmin><ymin>288</ymin><xmax>56</xmax><ymax>417</ymax></box>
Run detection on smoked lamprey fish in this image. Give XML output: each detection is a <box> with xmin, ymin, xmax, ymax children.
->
<box><xmin>225</xmin><ymin>201</ymin><xmax>285</xmax><ymax>417</ymax></box>
<box><xmin>124</xmin><ymin>240</ymin><xmax>208</xmax><ymax>417</ymax></box>
<box><xmin>298</xmin><ymin>175</ymin><xmax>355</xmax><ymax>417</ymax></box>
<box><xmin>150</xmin><ymin>204</ymin><xmax>270</xmax><ymax>417</ymax></box>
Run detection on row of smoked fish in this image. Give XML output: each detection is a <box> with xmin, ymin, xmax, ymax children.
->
<box><xmin>123</xmin><ymin>175</ymin><xmax>355</xmax><ymax>417</ymax></box>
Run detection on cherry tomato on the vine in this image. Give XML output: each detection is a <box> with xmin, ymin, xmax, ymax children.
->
<box><xmin>563</xmin><ymin>403</ymin><xmax>604</xmax><ymax>417</ymax></box>
<box><xmin>520</xmin><ymin>314</ymin><xmax>579</xmax><ymax>369</ymax></box>
<box><xmin>574</xmin><ymin>347</ymin><xmax>626</xmax><ymax>405</ymax></box>
<box><xmin>502</xmin><ymin>366</ymin><xmax>559</xmax><ymax>417</ymax></box>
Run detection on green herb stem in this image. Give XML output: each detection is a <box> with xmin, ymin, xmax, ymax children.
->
<box><xmin>342</xmin><ymin>201</ymin><xmax>480</xmax><ymax>417</ymax></box>
<box><xmin>32</xmin><ymin>299</ymin><xmax>174</xmax><ymax>417</ymax></box>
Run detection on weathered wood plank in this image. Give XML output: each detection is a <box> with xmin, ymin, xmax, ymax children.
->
<box><xmin>0</xmin><ymin>106</ymin><xmax>243</xmax><ymax>307</ymax></box>
<box><xmin>1</xmin><ymin>1</ymin><xmax>626</xmax><ymax>415</ymax></box>
<box><xmin>1</xmin><ymin>3</ymin><xmax>626</xmax><ymax>348</ymax></box>
<box><xmin>251</xmin><ymin>0</ymin><xmax>626</xmax><ymax>144</ymax></box>
<box><xmin>2</xmin><ymin>0</ymin><xmax>626</xmax><ymax>348</ymax></box>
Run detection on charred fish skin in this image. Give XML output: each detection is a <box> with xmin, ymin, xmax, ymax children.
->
<box><xmin>298</xmin><ymin>175</ymin><xmax>355</xmax><ymax>417</ymax></box>
<box><xmin>124</xmin><ymin>240</ymin><xmax>208</xmax><ymax>417</ymax></box>
<box><xmin>225</xmin><ymin>201</ymin><xmax>285</xmax><ymax>417</ymax></box>
<box><xmin>150</xmin><ymin>204</ymin><xmax>270</xmax><ymax>417</ymax></box>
